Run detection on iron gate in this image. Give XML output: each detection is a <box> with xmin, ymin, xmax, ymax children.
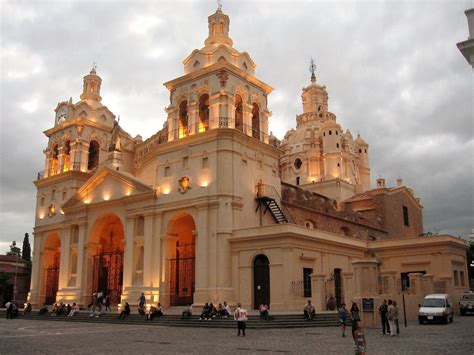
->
<box><xmin>44</xmin><ymin>253</ymin><xmax>60</xmax><ymax>305</ymax></box>
<box><xmin>92</xmin><ymin>250</ymin><xmax>124</xmax><ymax>304</ymax></box>
<box><xmin>45</xmin><ymin>265</ymin><xmax>60</xmax><ymax>305</ymax></box>
<box><xmin>169</xmin><ymin>257</ymin><xmax>195</xmax><ymax>306</ymax></box>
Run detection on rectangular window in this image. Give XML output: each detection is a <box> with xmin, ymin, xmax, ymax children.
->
<box><xmin>460</xmin><ymin>271</ymin><xmax>465</xmax><ymax>286</ymax></box>
<box><xmin>303</xmin><ymin>268</ymin><xmax>313</xmax><ymax>297</ymax></box>
<box><xmin>183</xmin><ymin>156</ymin><xmax>189</xmax><ymax>169</ymax></box>
<box><xmin>202</xmin><ymin>157</ymin><xmax>209</xmax><ymax>169</ymax></box>
<box><xmin>164</xmin><ymin>166</ymin><xmax>171</xmax><ymax>177</ymax></box>
<box><xmin>403</xmin><ymin>206</ymin><xmax>409</xmax><ymax>226</ymax></box>
<box><xmin>454</xmin><ymin>270</ymin><xmax>459</xmax><ymax>287</ymax></box>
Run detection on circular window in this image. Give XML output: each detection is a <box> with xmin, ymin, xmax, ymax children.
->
<box><xmin>294</xmin><ymin>158</ymin><xmax>303</xmax><ymax>170</ymax></box>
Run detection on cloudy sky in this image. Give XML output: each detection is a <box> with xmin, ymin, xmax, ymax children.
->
<box><xmin>0</xmin><ymin>0</ymin><xmax>472</xmax><ymax>253</ymax></box>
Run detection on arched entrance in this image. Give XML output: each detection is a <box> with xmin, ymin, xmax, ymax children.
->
<box><xmin>253</xmin><ymin>254</ymin><xmax>270</xmax><ymax>309</ymax></box>
<box><xmin>167</xmin><ymin>213</ymin><xmax>196</xmax><ymax>306</ymax></box>
<box><xmin>88</xmin><ymin>214</ymin><xmax>124</xmax><ymax>305</ymax></box>
<box><xmin>43</xmin><ymin>234</ymin><xmax>61</xmax><ymax>305</ymax></box>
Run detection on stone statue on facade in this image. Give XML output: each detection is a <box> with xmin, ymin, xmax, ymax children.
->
<box><xmin>109</xmin><ymin>120</ymin><xmax>122</xmax><ymax>152</ymax></box>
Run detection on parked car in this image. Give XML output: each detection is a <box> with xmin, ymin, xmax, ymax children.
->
<box><xmin>459</xmin><ymin>291</ymin><xmax>474</xmax><ymax>316</ymax></box>
<box><xmin>418</xmin><ymin>294</ymin><xmax>454</xmax><ymax>324</ymax></box>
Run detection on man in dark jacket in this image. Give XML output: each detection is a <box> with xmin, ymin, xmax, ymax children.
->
<box><xmin>379</xmin><ymin>299</ymin><xmax>390</xmax><ymax>335</ymax></box>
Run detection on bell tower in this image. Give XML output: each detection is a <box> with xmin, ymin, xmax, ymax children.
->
<box><xmin>80</xmin><ymin>65</ymin><xmax>102</xmax><ymax>102</ymax></box>
<box><xmin>204</xmin><ymin>4</ymin><xmax>233</xmax><ymax>47</ymax></box>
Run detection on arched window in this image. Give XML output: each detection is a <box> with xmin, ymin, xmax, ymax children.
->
<box><xmin>63</xmin><ymin>140</ymin><xmax>71</xmax><ymax>172</ymax></box>
<box><xmin>198</xmin><ymin>94</ymin><xmax>209</xmax><ymax>132</ymax></box>
<box><xmin>304</xmin><ymin>220</ymin><xmax>315</xmax><ymax>229</ymax></box>
<box><xmin>235</xmin><ymin>95</ymin><xmax>243</xmax><ymax>132</ymax></box>
<box><xmin>251</xmin><ymin>103</ymin><xmax>260</xmax><ymax>139</ymax></box>
<box><xmin>220</xmin><ymin>22</ymin><xmax>224</xmax><ymax>34</ymax></box>
<box><xmin>87</xmin><ymin>140</ymin><xmax>100</xmax><ymax>170</ymax></box>
<box><xmin>178</xmin><ymin>100</ymin><xmax>189</xmax><ymax>138</ymax></box>
<box><xmin>90</xmin><ymin>82</ymin><xmax>95</xmax><ymax>94</ymax></box>
<box><xmin>212</xmin><ymin>22</ymin><xmax>216</xmax><ymax>35</ymax></box>
<box><xmin>50</xmin><ymin>143</ymin><xmax>59</xmax><ymax>176</ymax></box>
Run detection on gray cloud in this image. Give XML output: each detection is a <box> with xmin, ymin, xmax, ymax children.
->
<box><xmin>1</xmin><ymin>0</ymin><xmax>472</xmax><ymax>253</ymax></box>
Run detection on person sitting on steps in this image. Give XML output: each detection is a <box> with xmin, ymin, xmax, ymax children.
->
<box><xmin>304</xmin><ymin>300</ymin><xmax>316</xmax><ymax>320</ymax></box>
<box><xmin>199</xmin><ymin>303</ymin><xmax>211</xmax><ymax>320</ymax></box>
<box><xmin>181</xmin><ymin>304</ymin><xmax>192</xmax><ymax>319</ymax></box>
<box><xmin>259</xmin><ymin>304</ymin><xmax>269</xmax><ymax>320</ymax></box>
<box><xmin>118</xmin><ymin>302</ymin><xmax>130</xmax><ymax>319</ymax></box>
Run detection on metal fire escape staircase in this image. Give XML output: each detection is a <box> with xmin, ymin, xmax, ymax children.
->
<box><xmin>255</xmin><ymin>183</ymin><xmax>293</xmax><ymax>224</ymax></box>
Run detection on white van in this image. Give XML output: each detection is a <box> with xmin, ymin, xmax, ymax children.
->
<box><xmin>418</xmin><ymin>294</ymin><xmax>454</xmax><ymax>324</ymax></box>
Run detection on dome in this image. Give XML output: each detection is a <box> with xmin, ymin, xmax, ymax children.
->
<box><xmin>355</xmin><ymin>133</ymin><xmax>368</xmax><ymax>146</ymax></box>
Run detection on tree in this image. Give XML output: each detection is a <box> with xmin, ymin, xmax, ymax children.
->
<box><xmin>22</xmin><ymin>233</ymin><xmax>31</xmax><ymax>262</ymax></box>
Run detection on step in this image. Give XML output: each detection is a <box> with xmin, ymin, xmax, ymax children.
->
<box><xmin>0</xmin><ymin>310</ymin><xmax>339</xmax><ymax>328</ymax></box>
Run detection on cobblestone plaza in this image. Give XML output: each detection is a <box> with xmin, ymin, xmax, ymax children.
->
<box><xmin>1</xmin><ymin>316</ymin><xmax>473</xmax><ymax>354</ymax></box>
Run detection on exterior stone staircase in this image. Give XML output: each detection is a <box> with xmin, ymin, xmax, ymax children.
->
<box><xmin>0</xmin><ymin>310</ymin><xmax>339</xmax><ymax>329</ymax></box>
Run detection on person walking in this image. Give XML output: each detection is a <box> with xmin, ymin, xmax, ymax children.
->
<box><xmin>350</xmin><ymin>301</ymin><xmax>361</xmax><ymax>340</ymax></box>
<box><xmin>338</xmin><ymin>303</ymin><xmax>349</xmax><ymax>337</ymax></box>
<box><xmin>5</xmin><ymin>301</ymin><xmax>13</xmax><ymax>319</ymax></box>
<box><xmin>234</xmin><ymin>302</ymin><xmax>248</xmax><ymax>337</ymax></box>
<box><xmin>387</xmin><ymin>300</ymin><xmax>397</xmax><ymax>336</ymax></box>
<box><xmin>379</xmin><ymin>299</ymin><xmax>389</xmax><ymax>335</ymax></box>
<box><xmin>104</xmin><ymin>292</ymin><xmax>111</xmax><ymax>312</ymax></box>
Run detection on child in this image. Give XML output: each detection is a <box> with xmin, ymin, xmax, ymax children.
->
<box><xmin>234</xmin><ymin>302</ymin><xmax>248</xmax><ymax>336</ymax></box>
<box><xmin>353</xmin><ymin>321</ymin><xmax>367</xmax><ymax>355</ymax></box>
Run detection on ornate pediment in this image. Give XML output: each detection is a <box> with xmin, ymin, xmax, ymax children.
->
<box><xmin>62</xmin><ymin>166</ymin><xmax>154</xmax><ymax>211</ymax></box>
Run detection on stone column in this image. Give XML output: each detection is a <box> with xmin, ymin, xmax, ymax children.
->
<box><xmin>160</xmin><ymin>234</ymin><xmax>177</xmax><ymax>307</ymax></box>
<box><xmin>79</xmin><ymin>141</ymin><xmax>90</xmax><ymax>172</ymax></box>
<box><xmin>188</xmin><ymin>101</ymin><xmax>198</xmax><ymax>136</ymax></box>
<box><xmin>422</xmin><ymin>274</ymin><xmax>434</xmax><ymax>295</ymax></box>
<box><xmin>311</xmin><ymin>273</ymin><xmax>326</xmax><ymax>312</ymax></box>
<box><xmin>28</xmin><ymin>232</ymin><xmax>43</xmax><ymax>306</ymax></box>
<box><xmin>351</xmin><ymin>259</ymin><xmax>381</xmax><ymax>327</ymax></box>
<box><xmin>380</xmin><ymin>270</ymin><xmax>397</xmax><ymax>295</ymax></box>
<box><xmin>122</xmin><ymin>217</ymin><xmax>135</xmax><ymax>289</ymax></box>
<box><xmin>408</xmin><ymin>273</ymin><xmax>424</xmax><ymax>296</ymax></box>
<box><xmin>75</xmin><ymin>224</ymin><xmax>87</xmax><ymax>299</ymax></box>
<box><xmin>142</xmin><ymin>214</ymin><xmax>154</xmax><ymax>287</ymax></box>
<box><xmin>58</xmin><ymin>228</ymin><xmax>71</xmax><ymax>290</ymax></box>
<box><xmin>151</xmin><ymin>213</ymin><xmax>162</xmax><ymax>289</ymax></box>
<box><xmin>194</xmin><ymin>205</ymin><xmax>209</xmax><ymax>303</ymax></box>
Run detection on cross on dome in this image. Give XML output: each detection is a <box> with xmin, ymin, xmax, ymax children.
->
<box><xmin>309</xmin><ymin>58</ymin><xmax>316</xmax><ymax>83</ymax></box>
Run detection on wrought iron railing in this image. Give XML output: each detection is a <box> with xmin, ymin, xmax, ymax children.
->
<box><xmin>168</xmin><ymin>117</ymin><xmax>269</xmax><ymax>142</ymax></box>
<box><xmin>37</xmin><ymin>162</ymin><xmax>88</xmax><ymax>180</ymax></box>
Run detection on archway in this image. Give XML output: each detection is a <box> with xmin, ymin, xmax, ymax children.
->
<box><xmin>166</xmin><ymin>213</ymin><xmax>196</xmax><ymax>306</ymax></box>
<box><xmin>178</xmin><ymin>100</ymin><xmax>189</xmax><ymax>138</ymax></box>
<box><xmin>198</xmin><ymin>94</ymin><xmax>209</xmax><ymax>132</ymax></box>
<box><xmin>42</xmin><ymin>234</ymin><xmax>61</xmax><ymax>305</ymax></box>
<box><xmin>253</xmin><ymin>254</ymin><xmax>270</xmax><ymax>309</ymax></box>
<box><xmin>88</xmin><ymin>214</ymin><xmax>124</xmax><ymax>305</ymax></box>
<box><xmin>235</xmin><ymin>95</ymin><xmax>243</xmax><ymax>132</ymax></box>
<box><xmin>251</xmin><ymin>103</ymin><xmax>260</xmax><ymax>139</ymax></box>
<box><xmin>88</xmin><ymin>140</ymin><xmax>100</xmax><ymax>170</ymax></box>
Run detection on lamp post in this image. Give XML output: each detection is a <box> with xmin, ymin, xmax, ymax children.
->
<box><xmin>13</xmin><ymin>249</ymin><xmax>19</xmax><ymax>304</ymax></box>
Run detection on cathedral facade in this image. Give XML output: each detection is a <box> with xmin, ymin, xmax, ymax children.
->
<box><xmin>29</xmin><ymin>7</ymin><xmax>468</xmax><ymax>321</ymax></box>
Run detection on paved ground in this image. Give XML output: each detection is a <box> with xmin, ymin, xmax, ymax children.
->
<box><xmin>0</xmin><ymin>316</ymin><xmax>473</xmax><ymax>354</ymax></box>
